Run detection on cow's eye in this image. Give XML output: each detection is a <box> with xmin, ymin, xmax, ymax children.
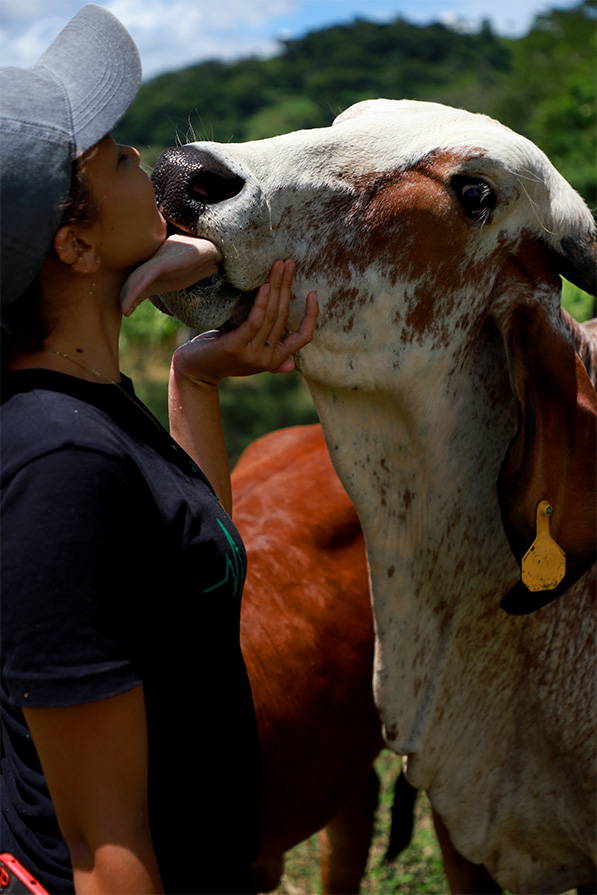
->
<box><xmin>452</xmin><ymin>176</ymin><xmax>496</xmax><ymax>223</ymax></box>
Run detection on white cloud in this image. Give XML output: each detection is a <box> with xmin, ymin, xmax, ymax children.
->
<box><xmin>0</xmin><ymin>0</ymin><xmax>295</xmax><ymax>77</ymax></box>
<box><xmin>103</xmin><ymin>0</ymin><xmax>294</xmax><ymax>75</ymax></box>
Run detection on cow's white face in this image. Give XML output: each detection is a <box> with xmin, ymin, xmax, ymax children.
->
<box><xmin>151</xmin><ymin>98</ymin><xmax>591</xmax><ymax>392</ymax></box>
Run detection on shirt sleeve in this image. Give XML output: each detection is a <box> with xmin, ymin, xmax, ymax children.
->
<box><xmin>1</xmin><ymin>447</ymin><xmax>147</xmax><ymax>707</ymax></box>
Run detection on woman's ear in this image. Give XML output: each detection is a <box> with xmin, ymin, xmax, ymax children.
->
<box><xmin>53</xmin><ymin>226</ymin><xmax>101</xmax><ymax>274</ymax></box>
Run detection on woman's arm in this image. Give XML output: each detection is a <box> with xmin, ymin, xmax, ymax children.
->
<box><xmin>168</xmin><ymin>260</ymin><xmax>318</xmax><ymax>512</ymax></box>
<box><xmin>23</xmin><ymin>687</ymin><xmax>164</xmax><ymax>895</ymax></box>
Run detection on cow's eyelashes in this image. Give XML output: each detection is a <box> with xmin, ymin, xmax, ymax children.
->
<box><xmin>452</xmin><ymin>175</ymin><xmax>496</xmax><ymax>224</ymax></box>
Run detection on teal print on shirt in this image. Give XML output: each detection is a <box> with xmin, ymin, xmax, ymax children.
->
<box><xmin>203</xmin><ymin>518</ymin><xmax>246</xmax><ymax>601</ymax></box>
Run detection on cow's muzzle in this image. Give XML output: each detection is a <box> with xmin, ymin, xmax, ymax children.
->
<box><xmin>151</xmin><ymin>145</ymin><xmax>245</xmax><ymax>235</ymax></box>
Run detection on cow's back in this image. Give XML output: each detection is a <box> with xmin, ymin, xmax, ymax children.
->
<box><xmin>233</xmin><ymin>425</ymin><xmax>383</xmax><ymax>861</ymax></box>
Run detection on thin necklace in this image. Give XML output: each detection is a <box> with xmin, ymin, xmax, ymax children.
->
<box><xmin>43</xmin><ymin>346</ymin><xmax>163</xmax><ymax>432</ymax></box>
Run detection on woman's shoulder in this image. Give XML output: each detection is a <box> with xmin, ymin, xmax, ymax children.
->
<box><xmin>1</xmin><ymin>369</ymin><xmax>133</xmax><ymax>480</ymax></box>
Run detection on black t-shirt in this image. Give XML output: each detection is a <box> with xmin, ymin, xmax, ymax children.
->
<box><xmin>1</xmin><ymin>369</ymin><xmax>260</xmax><ymax>895</ymax></box>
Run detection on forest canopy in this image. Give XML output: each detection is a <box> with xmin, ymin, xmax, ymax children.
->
<box><xmin>114</xmin><ymin>0</ymin><xmax>596</xmax><ymax>207</ymax></box>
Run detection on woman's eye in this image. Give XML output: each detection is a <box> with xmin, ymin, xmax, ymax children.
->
<box><xmin>452</xmin><ymin>175</ymin><xmax>496</xmax><ymax>223</ymax></box>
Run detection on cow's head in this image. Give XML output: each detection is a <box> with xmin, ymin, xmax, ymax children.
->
<box><xmin>151</xmin><ymin>99</ymin><xmax>596</xmax><ymax>612</ymax></box>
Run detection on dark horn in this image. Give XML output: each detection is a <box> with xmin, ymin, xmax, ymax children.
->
<box><xmin>557</xmin><ymin>233</ymin><xmax>597</xmax><ymax>297</ymax></box>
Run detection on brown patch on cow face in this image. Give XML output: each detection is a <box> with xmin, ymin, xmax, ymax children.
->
<box><xmin>306</xmin><ymin>151</ymin><xmax>492</xmax><ymax>346</ymax></box>
<box><xmin>293</xmin><ymin>148</ymin><xmax>501</xmax><ymax>357</ymax></box>
<box><xmin>347</xmin><ymin>153</ymin><xmax>472</xmax><ymax>282</ymax></box>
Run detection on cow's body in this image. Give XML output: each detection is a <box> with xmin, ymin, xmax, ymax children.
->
<box><xmin>152</xmin><ymin>99</ymin><xmax>597</xmax><ymax>894</ymax></box>
<box><xmin>232</xmin><ymin>424</ymin><xmax>384</xmax><ymax>892</ymax></box>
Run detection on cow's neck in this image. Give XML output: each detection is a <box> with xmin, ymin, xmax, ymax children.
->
<box><xmin>302</xmin><ymin>325</ymin><xmax>521</xmax><ymax>757</ymax></box>
<box><xmin>307</xmin><ymin>376</ymin><xmax>518</xmax><ymax>593</ymax></box>
<box><xmin>304</xmin><ymin>327</ymin><xmax>517</xmax><ymax>590</ymax></box>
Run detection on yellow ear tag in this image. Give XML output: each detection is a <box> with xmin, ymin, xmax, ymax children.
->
<box><xmin>521</xmin><ymin>500</ymin><xmax>566</xmax><ymax>592</ymax></box>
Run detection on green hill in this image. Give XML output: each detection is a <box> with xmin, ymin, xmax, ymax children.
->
<box><xmin>114</xmin><ymin>0</ymin><xmax>596</xmax><ymax>207</ymax></box>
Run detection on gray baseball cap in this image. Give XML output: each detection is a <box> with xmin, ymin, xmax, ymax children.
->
<box><xmin>0</xmin><ymin>3</ymin><xmax>142</xmax><ymax>307</ymax></box>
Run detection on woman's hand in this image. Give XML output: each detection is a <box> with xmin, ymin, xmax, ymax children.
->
<box><xmin>120</xmin><ymin>234</ymin><xmax>222</xmax><ymax>317</ymax></box>
<box><xmin>172</xmin><ymin>259</ymin><xmax>318</xmax><ymax>387</ymax></box>
<box><xmin>168</xmin><ymin>259</ymin><xmax>317</xmax><ymax>512</ymax></box>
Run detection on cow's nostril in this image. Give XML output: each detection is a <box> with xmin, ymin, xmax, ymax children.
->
<box><xmin>189</xmin><ymin>169</ymin><xmax>245</xmax><ymax>204</ymax></box>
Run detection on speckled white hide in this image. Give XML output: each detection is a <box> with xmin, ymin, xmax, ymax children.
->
<box><xmin>151</xmin><ymin>99</ymin><xmax>596</xmax><ymax>894</ymax></box>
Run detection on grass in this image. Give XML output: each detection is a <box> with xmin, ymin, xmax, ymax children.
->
<box><xmin>269</xmin><ymin>752</ymin><xmax>579</xmax><ymax>895</ymax></box>
<box><xmin>271</xmin><ymin>752</ymin><xmax>450</xmax><ymax>895</ymax></box>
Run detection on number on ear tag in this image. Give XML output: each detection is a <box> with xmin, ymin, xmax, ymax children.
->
<box><xmin>521</xmin><ymin>500</ymin><xmax>566</xmax><ymax>592</ymax></box>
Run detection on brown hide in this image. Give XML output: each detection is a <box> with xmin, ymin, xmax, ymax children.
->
<box><xmin>232</xmin><ymin>424</ymin><xmax>384</xmax><ymax>891</ymax></box>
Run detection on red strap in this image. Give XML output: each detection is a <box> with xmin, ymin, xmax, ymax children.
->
<box><xmin>0</xmin><ymin>855</ymin><xmax>49</xmax><ymax>895</ymax></box>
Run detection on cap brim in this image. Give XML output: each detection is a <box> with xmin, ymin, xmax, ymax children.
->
<box><xmin>34</xmin><ymin>3</ymin><xmax>142</xmax><ymax>155</ymax></box>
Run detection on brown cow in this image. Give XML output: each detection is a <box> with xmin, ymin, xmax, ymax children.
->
<box><xmin>232</xmin><ymin>423</ymin><xmax>383</xmax><ymax>893</ymax></box>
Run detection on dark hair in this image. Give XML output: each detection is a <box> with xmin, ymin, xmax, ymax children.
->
<box><xmin>2</xmin><ymin>157</ymin><xmax>99</xmax><ymax>355</ymax></box>
<box><xmin>59</xmin><ymin>155</ymin><xmax>99</xmax><ymax>232</ymax></box>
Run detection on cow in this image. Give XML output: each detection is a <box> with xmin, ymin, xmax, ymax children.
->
<box><xmin>232</xmin><ymin>423</ymin><xmax>384</xmax><ymax>893</ymax></box>
<box><xmin>150</xmin><ymin>99</ymin><xmax>596</xmax><ymax>894</ymax></box>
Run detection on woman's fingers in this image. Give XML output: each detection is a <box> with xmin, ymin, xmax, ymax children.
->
<box><xmin>228</xmin><ymin>259</ymin><xmax>294</xmax><ymax>354</ymax></box>
<box><xmin>264</xmin><ymin>260</ymin><xmax>294</xmax><ymax>348</ymax></box>
<box><xmin>172</xmin><ymin>259</ymin><xmax>318</xmax><ymax>386</ymax></box>
<box><xmin>249</xmin><ymin>260</ymin><xmax>318</xmax><ymax>370</ymax></box>
<box><xmin>271</xmin><ymin>291</ymin><xmax>319</xmax><ymax>372</ymax></box>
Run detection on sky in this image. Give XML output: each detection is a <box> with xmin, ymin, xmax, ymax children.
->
<box><xmin>0</xmin><ymin>0</ymin><xmax>581</xmax><ymax>81</ymax></box>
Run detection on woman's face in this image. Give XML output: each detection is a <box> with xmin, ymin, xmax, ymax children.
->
<box><xmin>82</xmin><ymin>134</ymin><xmax>167</xmax><ymax>272</ymax></box>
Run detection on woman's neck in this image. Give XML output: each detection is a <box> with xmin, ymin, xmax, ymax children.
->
<box><xmin>5</xmin><ymin>274</ymin><xmax>124</xmax><ymax>383</ymax></box>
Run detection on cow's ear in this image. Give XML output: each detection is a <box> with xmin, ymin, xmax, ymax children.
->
<box><xmin>495</xmin><ymin>235</ymin><xmax>597</xmax><ymax>615</ymax></box>
<box><xmin>496</xmin><ymin>254</ymin><xmax>596</xmax><ymax>614</ymax></box>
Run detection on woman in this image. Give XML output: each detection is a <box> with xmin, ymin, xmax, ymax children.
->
<box><xmin>0</xmin><ymin>6</ymin><xmax>317</xmax><ymax>894</ymax></box>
